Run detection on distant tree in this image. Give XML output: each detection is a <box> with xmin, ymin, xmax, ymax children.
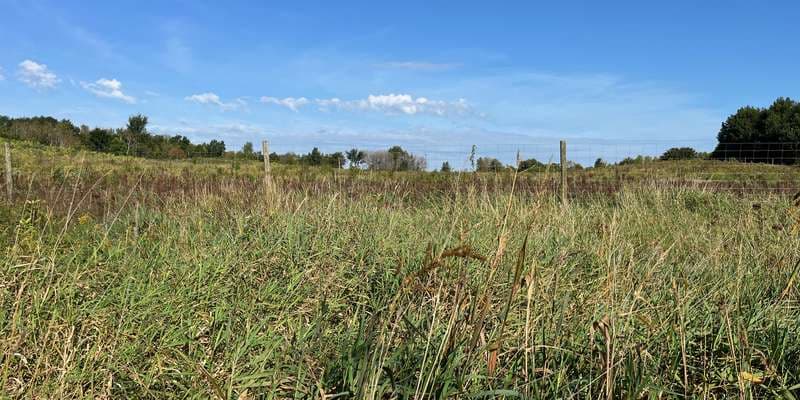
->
<box><xmin>387</xmin><ymin>146</ymin><xmax>406</xmax><ymax>171</ymax></box>
<box><xmin>346</xmin><ymin>148</ymin><xmax>366</xmax><ymax>168</ymax></box>
<box><xmin>618</xmin><ymin>155</ymin><xmax>654</xmax><ymax>166</ymax></box>
<box><xmin>594</xmin><ymin>158</ymin><xmax>607</xmax><ymax>168</ymax></box>
<box><xmin>660</xmin><ymin>147</ymin><xmax>698</xmax><ymax>161</ymax></box>
<box><xmin>0</xmin><ymin>115</ymin><xmax>10</xmax><ymax>134</ymax></box>
<box><xmin>518</xmin><ymin>158</ymin><xmax>544</xmax><ymax>171</ymax></box>
<box><xmin>712</xmin><ymin>97</ymin><xmax>800</xmax><ymax>164</ymax></box>
<box><xmin>0</xmin><ymin>116</ymin><xmax>79</xmax><ymax>146</ymax></box>
<box><xmin>275</xmin><ymin>152</ymin><xmax>299</xmax><ymax>164</ymax></box>
<box><xmin>763</xmin><ymin>97</ymin><xmax>800</xmax><ymax>142</ymax></box>
<box><xmin>328</xmin><ymin>151</ymin><xmax>346</xmax><ymax>168</ymax></box>
<box><xmin>365</xmin><ymin>146</ymin><xmax>426</xmax><ymax>171</ymax></box>
<box><xmin>440</xmin><ymin>161</ymin><xmax>452</xmax><ymax>172</ymax></box>
<box><xmin>86</xmin><ymin>128</ymin><xmax>113</xmax><ymax>152</ymax></box>
<box><xmin>124</xmin><ymin>114</ymin><xmax>148</xmax><ymax>155</ymax></box>
<box><xmin>169</xmin><ymin>135</ymin><xmax>192</xmax><ymax>153</ymax></box>
<box><xmin>167</xmin><ymin>146</ymin><xmax>187</xmax><ymax>159</ymax></box>
<box><xmin>717</xmin><ymin>106</ymin><xmax>764</xmax><ymax>144</ymax></box>
<box><xmin>0</xmin><ymin>113</ymin><xmax>246</xmax><ymax>161</ymax></box>
<box><xmin>476</xmin><ymin>157</ymin><xmax>505</xmax><ymax>172</ymax></box>
<box><xmin>306</xmin><ymin>147</ymin><xmax>323</xmax><ymax>165</ymax></box>
<box><xmin>241</xmin><ymin>142</ymin><xmax>254</xmax><ymax>159</ymax></box>
<box><xmin>207</xmin><ymin>140</ymin><xmax>226</xmax><ymax>157</ymax></box>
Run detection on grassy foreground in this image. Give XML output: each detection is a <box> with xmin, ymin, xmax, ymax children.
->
<box><xmin>2</xmin><ymin>144</ymin><xmax>800</xmax><ymax>398</ymax></box>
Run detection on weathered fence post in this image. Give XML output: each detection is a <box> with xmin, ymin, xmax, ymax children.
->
<box><xmin>560</xmin><ymin>140</ymin><xmax>568</xmax><ymax>205</ymax></box>
<box><xmin>4</xmin><ymin>142</ymin><xmax>12</xmax><ymax>202</ymax></box>
<box><xmin>262</xmin><ymin>140</ymin><xmax>272</xmax><ymax>189</ymax></box>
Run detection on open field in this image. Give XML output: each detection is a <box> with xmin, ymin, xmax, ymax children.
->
<box><xmin>3</xmin><ymin>140</ymin><xmax>800</xmax><ymax>215</ymax></box>
<box><xmin>2</xmin><ymin>142</ymin><xmax>800</xmax><ymax>398</ymax></box>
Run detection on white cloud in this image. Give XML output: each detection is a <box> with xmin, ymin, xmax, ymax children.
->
<box><xmin>185</xmin><ymin>92</ymin><xmax>244</xmax><ymax>111</ymax></box>
<box><xmin>80</xmin><ymin>78</ymin><xmax>136</xmax><ymax>103</ymax></box>
<box><xmin>317</xmin><ymin>94</ymin><xmax>473</xmax><ymax>117</ymax></box>
<box><xmin>260</xmin><ymin>93</ymin><xmax>473</xmax><ymax>117</ymax></box>
<box><xmin>260</xmin><ymin>96</ymin><xmax>310</xmax><ymax>112</ymax></box>
<box><xmin>0</xmin><ymin>67</ymin><xmax>5</xmax><ymax>81</ymax></box>
<box><xmin>17</xmin><ymin>59</ymin><xmax>60</xmax><ymax>89</ymax></box>
<box><xmin>186</xmin><ymin>92</ymin><xmax>221</xmax><ymax>104</ymax></box>
<box><xmin>375</xmin><ymin>61</ymin><xmax>461</xmax><ymax>71</ymax></box>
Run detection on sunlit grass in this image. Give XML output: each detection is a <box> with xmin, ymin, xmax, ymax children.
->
<box><xmin>1</xmin><ymin>141</ymin><xmax>799</xmax><ymax>398</ymax></box>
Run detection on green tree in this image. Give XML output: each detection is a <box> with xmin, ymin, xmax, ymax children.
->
<box><xmin>346</xmin><ymin>148</ymin><xmax>366</xmax><ymax>168</ymax></box>
<box><xmin>660</xmin><ymin>147</ymin><xmax>698</xmax><ymax>161</ymax></box>
<box><xmin>518</xmin><ymin>158</ymin><xmax>544</xmax><ymax>171</ymax></box>
<box><xmin>328</xmin><ymin>152</ymin><xmax>345</xmax><ymax>168</ymax></box>
<box><xmin>242</xmin><ymin>142</ymin><xmax>254</xmax><ymax>159</ymax></box>
<box><xmin>594</xmin><ymin>158</ymin><xmax>607</xmax><ymax>168</ymax></box>
<box><xmin>306</xmin><ymin>147</ymin><xmax>323</xmax><ymax>165</ymax></box>
<box><xmin>618</xmin><ymin>155</ymin><xmax>654</xmax><ymax>166</ymax></box>
<box><xmin>717</xmin><ymin>106</ymin><xmax>764</xmax><ymax>143</ymax></box>
<box><xmin>125</xmin><ymin>114</ymin><xmax>148</xmax><ymax>155</ymax></box>
<box><xmin>763</xmin><ymin>97</ymin><xmax>800</xmax><ymax>142</ymax></box>
<box><xmin>476</xmin><ymin>157</ymin><xmax>505</xmax><ymax>172</ymax></box>
<box><xmin>207</xmin><ymin>140</ymin><xmax>226</xmax><ymax>157</ymax></box>
<box><xmin>712</xmin><ymin>98</ymin><xmax>800</xmax><ymax>164</ymax></box>
<box><xmin>86</xmin><ymin>128</ymin><xmax>113</xmax><ymax>152</ymax></box>
<box><xmin>440</xmin><ymin>161</ymin><xmax>452</xmax><ymax>172</ymax></box>
<box><xmin>387</xmin><ymin>146</ymin><xmax>408</xmax><ymax>171</ymax></box>
<box><xmin>365</xmin><ymin>146</ymin><xmax>426</xmax><ymax>171</ymax></box>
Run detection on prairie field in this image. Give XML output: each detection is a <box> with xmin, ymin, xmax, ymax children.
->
<box><xmin>2</xmin><ymin>142</ymin><xmax>800</xmax><ymax>399</ymax></box>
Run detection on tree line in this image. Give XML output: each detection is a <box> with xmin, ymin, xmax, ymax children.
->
<box><xmin>269</xmin><ymin>145</ymin><xmax>426</xmax><ymax>171</ymax></box>
<box><xmin>0</xmin><ymin>113</ymin><xmax>428</xmax><ymax>171</ymax></box>
<box><xmin>0</xmin><ymin>114</ymin><xmax>227</xmax><ymax>158</ymax></box>
<box><xmin>465</xmin><ymin>146</ymin><xmax>709</xmax><ymax>173</ymax></box>
<box><xmin>711</xmin><ymin>97</ymin><xmax>800</xmax><ymax>164</ymax></box>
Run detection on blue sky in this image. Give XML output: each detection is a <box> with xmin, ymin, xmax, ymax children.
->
<box><xmin>1</xmin><ymin>0</ymin><xmax>798</xmax><ymax>165</ymax></box>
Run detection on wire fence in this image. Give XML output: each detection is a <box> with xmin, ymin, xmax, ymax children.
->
<box><xmin>260</xmin><ymin>139</ymin><xmax>800</xmax><ymax>196</ymax></box>
<box><xmin>3</xmin><ymin>139</ymin><xmax>800</xmax><ymax>199</ymax></box>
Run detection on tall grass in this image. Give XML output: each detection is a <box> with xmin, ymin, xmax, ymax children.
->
<box><xmin>1</xmin><ymin>144</ymin><xmax>799</xmax><ymax>398</ymax></box>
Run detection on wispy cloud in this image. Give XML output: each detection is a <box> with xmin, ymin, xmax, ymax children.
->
<box><xmin>17</xmin><ymin>59</ymin><xmax>60</xmax><ymax>89</ymax></box>
<box><xmin>185</xmin><ymin>92</ymin><xmax>245</xmax><ymax>111</ymax></box>
<box><xmin>319</xmin><ymin>94</ymin><xmax>473</xmax><ymax>116</ymax></box>
<box><xmin>375</xmin><ymin>61</ymin><xmax>461</xmax><ymax>71</ymax></box>
<box><xmin>0</xmin><ymin>67</ymin><xmax>5</xmax><ymax>81</ymax></box>
<box><xmin>259</xmin><ymin>96</ymin><xmax>309</xmax><ymax>112</ymax></box>
<box><xmin>81</xmin><ymin>78</ymin><xmax>136</xmax><ymax>103</ymax></box>
<box><xmin>260</xmin><ymin>93</ymin><xmax>474</xmax><ymax>117</ymax></box>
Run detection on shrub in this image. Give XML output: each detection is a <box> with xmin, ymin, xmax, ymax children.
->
<box><xmin>660</xmin><ymin>147</ymin><xmax>698</xmax><ymax>161</ymax></box>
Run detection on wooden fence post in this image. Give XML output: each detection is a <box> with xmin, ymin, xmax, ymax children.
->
<box><xmin>262</xmin><ymin>140</ymin><xmax>272</xmax><ymax>188</ymax></box>
<box><xmin>560</xmin><ymin>140</ymin><xmax>567</xmax><ymax>205</ymax></box>
<box><xmin>4</xmin><ymin>142</ymin><xmax>12</xmax><ymax>202</ymax></box>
